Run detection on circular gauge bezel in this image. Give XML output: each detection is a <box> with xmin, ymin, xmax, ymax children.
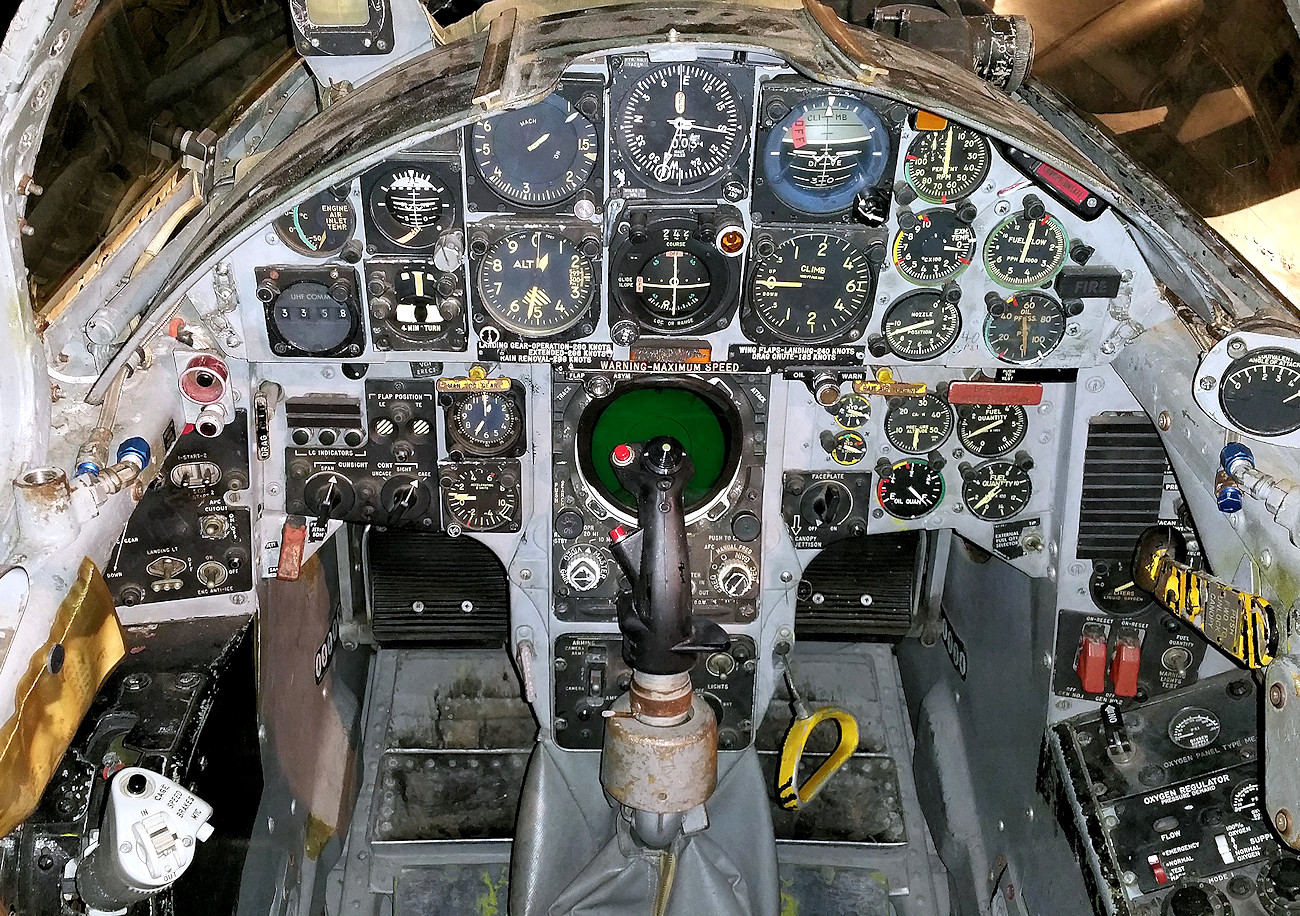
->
<box><xmin>613</xmin><ymin>62</ymin><xmax>747</xmax><ymax>193</ymax></box>
<box><xmin>956</xmin><ymin>404</ymin><xmax>1028</xmax><ymax>458</ymax></box>
<box><xmin>267</xmin><ymin>280</ymin><xmax>362</xmax><ymax>357</ymax></box>
<box><xmin>470</xmin><ymin>94</ymin><xmax>600</xmax><ymax>207</ymax></box>
<box><xmin>983</xmin><ymin>212</ymin><xmax>1069</xmax><ymax>289</ymax></box>
<box><xmin>830</xmin><ymin>430</ymin><xmax>868</xmax><ymax>466</ymax></box>
<box><xmin>884</xmin><ymin>394</ymin><xmax>953</xmax><ymax>454</ymax></box>
<box><xmin>441</xmin><ymin>463</ymin><xmax>520</xmax><ymax>532</ymax></box>
<box><xmin>610</xmin><ymin>218</ymin><xmax>739</xmax><ymax>334</ymax></box>
<box><xmin>833</xmin><ymin>393</ymin><xmax>871</xmax><ymax>430</ymax></box>
<box><xmin>475</xmin><ymin>229</ymin><xmax>595</xmax><ymax>338</ymax></box>
<box><xmin>881</xmin><ymin>290</ymin><xmax>963</xmax><ymax>361</ymax></box>
<box><xmin>1167</xmin><ymin>706</ymin><xmax>1221</xmax><ymax>750</ymax></box>
<box><xmin>877</xmin><ymin>459</ymin><xmax>945</xmax><ymax>520</ymax></box>
<box><xmin>903</xmin><ymin>122</ymin><xmax>991</xmax><ymax>204</ymax></box>
<box><xmin>273</xmin><ymin>188</ymin><xmax>356</xmax><ymax>257</ymax></box>
<box><xmin>761</xmin><ymin>93</ymin><xmax>891</xmax><ymax>214</ymax></box>
<box><xmin>1217</xmin><ymin>347</ymin><xmax>1300</xmax><ymax>437</ymax></box>
<box><xmin>891</xmin><ymin>208</ymin><xmax>978</xmax><ymax>285</ymax></box>
<box><xmin>961</xmin><ymin>460</ymin><xmax>1032</xmax><ymax>522</ymax></box>
<box><xmin>450</xmin><ymin>391</ymin><xmax>522</xmax><ymax>456</ymax></box>
<box><xmin>983</xmin><ymin>292</ymin><xmax>1067</xmax><ymax>364</ymax></box>
<box><xmin>364</xmin><ymin>165</ymin><xmax>458</xmax><ymax>251</ymax></box>
<box><xmin>1088</xmin><ymin>559</ymin><xmax>1154</xmax><ymax>616</ymax></box>
<box><xmin>748</xmin><ymin>233</ymin><xmax>878</xmax><ymax>344</ymax></box>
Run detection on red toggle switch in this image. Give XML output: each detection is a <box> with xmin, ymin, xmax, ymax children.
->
<box><xmin>277</xmin><ymin>516</ymin><xmax>308</xmax><ymax>581</ymax></box>
<box><xmin>1147</xmin><ymin>853</ymin><xmax>1169</xmax><ymax>885</ymax></box>
<box><xmin>1076</xmin><ymin>625</ymin><xmax>1108</xmax><ymax>694</ymax></box>
<box><xmin>1111</xmin><ymin>634</ymin><xmax>1142</xmax><ymax>698</ymax></box>
<box><xmin>609</xmin><ymin>525</ymin><xmax>628</xmax><ymax>543</ymax></box>
<box><xmin>611</xmin><ymin>444</ymin><xmax>635</xmax><ymax>467</ymax></box>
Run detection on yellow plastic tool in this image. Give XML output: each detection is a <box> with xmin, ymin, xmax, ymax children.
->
<box><xmin>775</xmin><ymin>665</ymin><xmax>860</xmax><ymax>810</ymax></box>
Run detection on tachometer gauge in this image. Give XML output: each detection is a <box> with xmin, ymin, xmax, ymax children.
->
<box><xmin>471</xmin><ymin>94</ymin><xmax>599</xmax><ymax>207</ymax></box>
<box><xmin>366</xmin><ymin>165</ymin><xmax>456</xmax><ymax>250</ymax></box>
<box><xmin>956</xmin><ymin>404</ymin><xmax>1027</xmax><ymax>457</ymax></box>
<box><xmin>451</xmin><ymin>392</ymin><xmax>521</xmax><ymax>455</ymax></box>
<box><xmin>441</xmin><ymin>462</ymin><xmax>521</xmax><ymax>532</ymax></box>
<box><xmin>833</xmin><ymin>393</ymin><xmax>871</xmax><ymax>430</ymax></box>
<box><xmin>762</xmin><ymin>94</ymin><xmax>890</xmax><ymax>213</ymax></box>
<box><xmin>881</xmin><ymin>290</ymin><xmax>962</xmax><ymax>361</ymax></box>
<box><xmin>614</xmin><ymin>62</ymin><xmax>746</xmax><ymax>192</ymax></box>
<box><xmin>1218</xmin><ymin>347</ymin><xmax>1300</xmax><ymax>437</ymax></box>
<box><xmin>961</xmin><ymin>460</ymin><xmax>1032</xmax><ymax>521</ymax></box>
<box><xmin>476</xmin><ymin>230</ymin><xmax>594</xmax><ymax>337</ymax></box>
<box><xmin>1089</xmin><ymin>559</ymin><xmax>1152</xmax><ymax>616</ymax></box>
<box><xmin>892</xmin><ymin>208</ymin><xmax>977</xmax><ymax>284</ymax></box>
<box><xmin>984</xmin><ymin>292</ymin><xmax>1066</xmax><ymax>364</ymax></box>
<box><xmin>877</xmin><ymin>459</ymin><xmax>945</xmax><ymax>519</ymax></box>
<box><xmin>884</xmin><ymin>394</ymin><xmax>952</xmax><ymax>454</ymax></box>
<box><xmin>749</xmin><ymin>233</ymin><xmax>876</xmax><ymax>343</ymax></box>
<box><xmin>274</xmin><ymin>187</ymin><xmax>355</xmax><ymax>256</ymax></box>
<box><xmin>983</xmin><ymin>212</ymin><xmax>1069</xmax><ymax>289</ymax></box>
<box><xmin>904</xmin><ymin>121</ymin><xmax>990</xmax><ymax>204</ymax></box>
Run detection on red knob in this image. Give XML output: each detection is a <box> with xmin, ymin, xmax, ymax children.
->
<box><xmin>611</xmin><ymin>444</ymin><xmax>635</xmax><ymax>467</ymax></box>
<box><xmin>609</xmin><ymin>526</ymin><xmax>628</xmax><ymax>543</ymax></box>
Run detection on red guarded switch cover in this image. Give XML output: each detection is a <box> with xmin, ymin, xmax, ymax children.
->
<box><xmin>1076</xmin><ymin>629</ymin><xmax>1108</xmax><ymax>694</ymax></box>
<box><xmin>1111</xmin><ymin>635</ymin><xmax>1142</xmax><ymax>698</ymax></box>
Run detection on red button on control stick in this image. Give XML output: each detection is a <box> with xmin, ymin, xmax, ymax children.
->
<box><xmin>609</xmin><ymin>526</ymin><xmax>628</xmax><ymax>543</ymax></box>
<box><xmin>611</xmin><ymin>444</ymin><xmax>635</xmax><ymax>468</ymax></box>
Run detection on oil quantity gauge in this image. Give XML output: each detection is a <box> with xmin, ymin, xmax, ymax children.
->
<box><xmin>984</xmin><ymin>292</ymin><xmax>1066</xmax><ymax>364</ymax></box>
<box><xmin>983</xmin><ymin>212</ymin><xmax>1069</xmax><ymax>289</ymax></box>
<box><xmin>961</xmin><ymin>461</ymin><xmax>1032</xmax><ymax>522</ymax></box>
<box><xmin>274</xmin><ymin>188</ymin><xmax>356</xmax><ymax>256</ymax></box>
<box><xmin>883</xmin><ymin>394</ymin><xmax>953</xmax><ymax>454</ymax></box>
<box><xmin>762</xmin><ymin>94</ymin><xmax>891</xmax><ymax>213</ymax></box>
<box><xmin>877</xmin><ymin>459</ymin><xmax>945</xmax><ymax>519</ymax></box>
<box><xmin>904</xmin><ymin>121</ymin><xmax>990</xmax><ymax>204</ymax></box>
<box><xmin>749</xmin><ymin>233</ymin><xmax>876</xmax><ymax>343</ymax></box>
<box><xmin>476</xmin><ymin>230</ymin><xmax>594</xmax><ymax>337</ymax></box>
<box><xmin>956</xmin><ymin>404</ymin><xmax>1027</xmax><ymax>458</ymax></box>
<box><xmin>1217</xmin><ymin>347</ymin><xmax>1300</xmax><ymax>437</ymax></box>
<box><xmin>881</xmin><ymin>290</ymin><xmax>962</xmax><ymax>361</ymax></box>
<box><xmin>892</xmin><ymin>208</ymin><xmax>978</xmax><ymax>284</ymax></box>
<box><xmin>471</xmin><ymin>94</ymin><xmax>600</xmax><ymax>207</ymax></box>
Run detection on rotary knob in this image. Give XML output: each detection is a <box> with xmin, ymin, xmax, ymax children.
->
<box><xmin>561</xmin><ymin>545</ymin><xmax>606</xmax><ymax>592</ymax></box>
<box><xmin>713</xmin><ymin>550</ymin><xmax>757</xmax><ymax>598</ymax></box>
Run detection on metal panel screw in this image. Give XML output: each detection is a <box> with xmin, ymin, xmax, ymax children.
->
<box><xmin>1271</xmin><ymin>682</ymin><xmax>1286</xmax><ymax>708</ymax></box>
<box><xmin>1157</xmin><ymin>411</ymin><xmax>1171</xmax><ymax>431</ymax></box>
<box><xmin>1277</xmin><ymin>809</ymin><xmax>1292</xmax><ymax>834</ymax></box>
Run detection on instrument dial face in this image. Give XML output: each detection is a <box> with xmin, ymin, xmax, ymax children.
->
<box><xmin>391</xmin><ymin>268</ymin><xmax>451</xmax><ymax>340</ymax></box>
<box><xmin>1217</xmin><ymin>347</ymin><xmax>1300</xmax><ymax>437</ymax></box>
<box><xmin>904</xmin><ymin>122</ymin><xmax>991</xmax><ymax>204</ymax></box>
<box><xmin>884</xmin><ymin>394</ymin><xmax>953</xmax><ymax>454</ymax></box>
<box><xmin>956</xmin><ymin>404</ymin><xmax>1027</xmax><ymax>457</ymax></box>
<box><xmin>637</xmin><ymin>250</ymin><xmax>712</xmax><ymax>323</ymax></box>
<box><xmin>830</xmin><ymin>430</ymin><xmax>868</xmax><ymax>465</ymax></box>
<box><xmin>451</xmin><ymin>392</ymin><xmax>521</xmax><ymax>454</ymax></box>
<box><xmin>984</xmin><ymin>292</ymin><xmax>1066</xmax><ymax>364</ymax></box>
<box><xmin>366</xmin><ymin>166</ymin><xmax>454</xmax><ymax>250</ymax></box>
<box><xmin>750</xmin><ymin>233</ymin><xmax>876</xmax><ymax>343</ymax></box>
<box><xmin>1088</xmin><ymin>559</ymin><xmax>1152</xmax><ymax>615</ymax></box>
<box><xmin>983</xmin><ymin>212</ymin><xmax>1069</xmax><ymax>289</ymax></box>
<box><xmin>961</xmin><ymin>460</ymin><xmax>1032</xmax><ymax>521</ymax></box>
<box><xmin>892</xmin><ymin>209</ymin><xmax>978</xmax><ymax>284</ymax></box>
<box><xmin>270</xmin><ymin>281</ymin><xmax>357</xmax><ymax>354</ymax></box>
<box><xmin>833</xmin><ymin>393</ymin><xmax>871</xmax><ymax>430</ymax></box>
<box><xmin>881</xmin><ymin>290</ymin><xmax>962</xmax><ymax>361</ymax></box>
<box><xmin>471</xmin><ymin>94</ymin><xmax>599</xmax><ymax>206</ymax></box>
<box><xmin>877</xmin><ymin>459</ymin><xmax>945</xmax><ymax>519</ymax></box>
<box><xmin>1168</xmin><ymin>706</ymin><xmax>1220</xmax><ymax>750</ymax></box>
<box><xmin>614</xmin><ymin>62</ymin><xmax>746</xmax><ymax>192</ymax></box>
<box><xmin>762</xmin><ymin>94</ymin><xmax>890</xmax><ymax>213</ymax></box>
<box><xmin>274</xmin><ymin>188</ymin><xmax>355</xmax><ymax>256</ymax></box>
<box><xmin>476</xmin><ymin>230</ymin><xmax>594</xmax><ymax>337</ymax></box>
<box><xmin>442</xmin><ymin>463</ymin><xmax>519</xmax><ymax>532</ymax></box>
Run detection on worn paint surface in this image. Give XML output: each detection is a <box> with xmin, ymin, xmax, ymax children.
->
<box><xmin>477</xmin><ymin>869</ymin><xmax>507</xmax><ymax>916</ymax></box>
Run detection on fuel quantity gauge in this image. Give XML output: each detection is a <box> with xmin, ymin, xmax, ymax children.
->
<box><xmin>956</xmin><ymin>404</ymin><xmax>1027</xmax><ymax>458</ymax></box>
<box><xmin>960</xmin><ymin>460</ymin><xmax>1032</xmax><ymax>521</ymax></box>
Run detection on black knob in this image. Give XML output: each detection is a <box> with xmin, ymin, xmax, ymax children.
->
<box><xmin>1266</xmin><ymin>857</ymin><xmax>1300</xmax><ymax>901</ymax></box>
<box><xmin>731</xmin><ymin>512</ymin><xmax>760</xmax><ymax>542</ymax></box>
<box><xmin>941</xmin><ymin>281</ymin><xmax>962</xmax><ymax>304</ymax></box>
<box><xmin>125</xmin><ymin>773</ymin><xmax>148</xmax><ymax>796</ymax></box>
<box><xmin>256</xmin><ymin>278</ymin><xmax>279</xmax><ymax>302</ymax></box>
<box><xmin>329</xmin><ymin>280</ymin><xmax>351</xmax><ymax>302</ymax></box>
<box><xmin>956</xmin><ymin>201</ymin><xmax>978</xmax><ymax>224</ymax></box>
<box><xmin>1023</xmin><ymin>194</ymin><xmax>1046</xmax><ymax>220</ymax></box>
<box><xmin>866</xmin><ymin>334</ymin><xmax>889</xmax><ymax>358</ymax></box>
<box><xmin>644</xmin><ymin>436</ymin><xmax>686</xmax><ymax>474</ymax></box>
<box><xmin>1166</xmin><ymin>886</ymin><xmax>1213</xmax><ymax>916</ymax></box>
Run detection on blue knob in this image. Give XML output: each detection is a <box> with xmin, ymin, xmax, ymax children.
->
<box><xmin>1216</xmin><ymin>483</ymin><xmax>1243</xmax><ymax>513</ymax></box>
<box><xmin>75</xmin><ymin>461</ymin><xmax>99</xmax><ymax>477</ymax></box>
<box><xmin>116</xmin><ymin>437</ymin><xmax>151</xmax><ymax>469</ymax></box>
<box><xmin>1221</xmin><ymin>442</ymin><xmax>1254</xmax><ymax>477</ymax></box>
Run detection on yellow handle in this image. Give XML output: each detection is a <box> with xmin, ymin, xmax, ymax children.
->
<box><xmin>776</xmin><ymin>706</ymin><xmax>859</xmax><ymax>810</ymax></box>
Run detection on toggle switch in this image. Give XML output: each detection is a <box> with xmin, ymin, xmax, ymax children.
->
<box><xmin>1110</xmin><ymin>632</ymin><xmax>1142</xmax><ymax>698</ymax></box>
<box><xmin>1076</xmin><ymin>624</ymin><xmax>1108</xmax><ymax>694</ymax></box>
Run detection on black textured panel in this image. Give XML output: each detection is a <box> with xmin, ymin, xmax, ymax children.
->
<box><xmin>1077</xmin><ymin>415</ymin><xmax>1168</xmax><ymax>560</ymax></box>
<box><xmin>367</xmin><ymin>529</ymin><xmax>508</xmax><ymax>647</ymax></box>
<box><xmin>795</xmin><ymin>532</ymin><xmax>919</xmax><ymax>640</ymax></box>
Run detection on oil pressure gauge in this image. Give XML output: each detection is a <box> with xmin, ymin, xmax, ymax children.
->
<box><xmin>984</xmin><ymin>292</ymin><xmax>1066</xmax><ymax>364</ymax></box>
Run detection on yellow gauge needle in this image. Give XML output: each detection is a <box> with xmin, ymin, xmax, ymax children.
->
<box><xmin>537</xmin><ymin>252</ymin><xmax>549</xmax><ymax>270</ymax></box>
<box><xmin>1019</xmin><ymin>316</ymin><xmax>1030</xmax><ymax>356</ymax></box>
<box><xmin>527</xmin><ymin>133</ymin><xmax>551</xmax><ymax>151</ymax></box>
<box><xmin>1020</xmin><ymin>219</ymin><xmax>1036</xmax><ymax>262</ymax></box>
<box><xmin>911</xmin><ymin>428</ymin><xmax>921</xmax><ymax>450</ymax></box>
<box><xmin>762</xmin><ymin>278</ymin><xmax>805</xmax><ymax>289</ymax></box>
<box><xmin>942</xmin><ymin>126</ymin><xmax>953</xmax><ymax>178</ymax></box>
<box><xmin>1113</xmin><ymin>581</ymin><xmax>1135</xmax><ymax>592</ymax></box>
<box><xmin>967</xmin><ymin>418</ymin><xmax>1004</xmax><ymax>436</ymax></box>
<box><xmin>894</xmin><ymin>319</ymin><xmax>935</xmax><ymax>333</ymax></box>
<box><xmin>974</xmin><ymin>486</ymin><xmax>1003</xmax><ymax>509</ymax></box>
